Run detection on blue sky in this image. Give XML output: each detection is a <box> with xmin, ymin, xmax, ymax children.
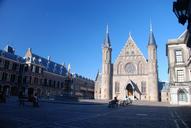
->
<box><xmin>0</xmin><ymin>0</ymin><xmax>187</xmax><ymax>81</ymax></box>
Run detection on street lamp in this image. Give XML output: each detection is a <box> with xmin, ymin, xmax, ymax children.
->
<box><xmin>173</xmin><ymin>0</ymin><xmax>189</xmax><ymax>25</ymax></box>
<box><xmin>173</xmin><ymin>0</ymin><xmax>191</xmax><ymax>48</ymax></box>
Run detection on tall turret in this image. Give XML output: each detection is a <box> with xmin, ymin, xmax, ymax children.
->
<box><xmin>101</xmin><ymin>25</ymin><xmax>112</xmax><ymax>100</ymax></box>
<box><xmin>147</xmin><ymin>23</ymin><xmax>159</xmax><ymax>101</ymax></box>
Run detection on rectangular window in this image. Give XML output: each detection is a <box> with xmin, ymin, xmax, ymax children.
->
<box><xmin>49</xmin><ymin>80</ymin><xmax>52</xmax><ymax>87</ymax></box>
<box><xmin>10</xmin><ymin>74</ymin><xmax>16</xmax><ymax>82</ymax></box>
<box><xmin>177</xmin><ymin>70</ymin><xmax>184</xmax><ymax>82</ymax></box>
<box><xmin>39</xmin><ymin>68</ymin><xmax>41</xmax><ymax>74</ymax></box>
<box><xmin>4</xmin><ymin>60</ymin><xmax>9</xmax><ymax>69</ymax></box>
<box><xmin>0</xmin><ymin>58</ymin><xmax>2</xmax><ymax>67</ymax></box>
<box><xmin>9</xmin><ymin>62</ymin><xmax>13</xmax><ymax>70</ymax></box>
<box><xmin>32</xmin><ymin>65</ymin><xmax>35</xmax><ymax>73</ymax></box>
<box><xmin>23</xmin><ymin>76</ymin><xmax>27</xmax><ymax>84</ymax></box>
<box><xmin>141</xmin><ymin>81</ymin><xmax>146</xmax><ymax>95</ymax></box>
<box><xmin>24</xmin><ymin>65</ymin><xmax>28</xmax><ymax>72</ymax></box>
<box><xmin>19</xmin><ymin>64</ymin><xmax>24</xmax><ymax>73</ymax></box>
<box><xmin>61</xmin><ymin>82</ymin><xmax>63</xmax><ymax>88</ymax></box>
<box><xmin>44</xmin><ymin>79</ymin><xmax>47</xmax><ymax>86</ymax></box>
<box><xmin>175</xmin><ymin>50</ymin><xmax>183</xmax><ymax>63</ymax></box>
<box><xmin>12</xmin><ymin>63</ymin><xmax>17</xmax><ymax>71</ymax></box>
<box><xmin>35</xmin><ymin>66</ymin><xmax>39</xmax><ymax>73</ymax></box>
<box><xmin>57</xmin><ymin>81</ymin><xmax>60</xmax><ymax>88</ymax></box>
<box><xmin>34</xmin><ymin>77</ymin><xmax>38</xmax><ymax>84</ymax></box>
<box><xmin>0</xmin><ymin>71</ymin><xmax>3</xmax><ymax>80</ymax></box>
<box><xmin>2</xmin><ymin>72</ymin><xmax>7</xmax><ymax>81</ymax></box>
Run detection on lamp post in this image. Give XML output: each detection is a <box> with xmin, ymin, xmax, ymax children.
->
<box><xmin>173</xmin><ymin>0</ymin><xmax>191</xmax><ymax>48</ymax></box>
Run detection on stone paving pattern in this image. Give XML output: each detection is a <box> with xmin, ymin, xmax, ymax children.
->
<box><xmin>0</xmin><ymin>97</ymin><xmax>191</xmax><ymax>128</ymax></box>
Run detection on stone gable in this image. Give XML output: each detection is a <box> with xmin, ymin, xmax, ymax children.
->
<box><xmin>113</xmin><ymin>35</ymin><xmax>147</xmax><ymax>75</ymax></box>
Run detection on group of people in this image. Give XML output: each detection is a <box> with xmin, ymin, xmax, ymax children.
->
<box><xmin>108</xmin><ymin>96</ymin><xmax>133</xmax><ymax>108</ymax></box>
<box><xmin>18</xmin><ymin>91</ymin><xmax>39</xmax><ymax>107</ymax></box>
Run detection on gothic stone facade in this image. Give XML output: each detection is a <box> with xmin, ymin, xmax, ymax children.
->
<box><xmin>95</xmin><ymin>26</ymin><xmax>159</xmax><ymax>101</ymax></box>
<box><xmin>166</xmin><ymin>31</ymin><xmax>191</xmax><ymax>105</ymax></box>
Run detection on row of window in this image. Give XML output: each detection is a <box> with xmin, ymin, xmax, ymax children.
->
<box><xmin>0</xmin><ymin>58</ymin><xmax>44</xmax><ymax>75</ymax></box>
<box><xmin>0</xmin><ymin>71</ymin><xmax>66</xmax><ymax>89</ymax></box>
<box><xmin>0</xmin><ymin>72</ymin><xmax>22</xmax><ymax>83</ymax></box>
<box><xmin>0</xmin><ymin>59</ymin><xmax>24</xmax><ymax>72</ymax></box>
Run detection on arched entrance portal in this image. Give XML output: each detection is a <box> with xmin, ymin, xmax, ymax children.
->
<box><xmin>178</xmin><ymin>89</ymin><xmax>188</xmax><ymax>103</ymax></box>
<box><xmin>126</xmin><ymin>83</ymin><xmax>133</xmax><ymax>97</ymax></box>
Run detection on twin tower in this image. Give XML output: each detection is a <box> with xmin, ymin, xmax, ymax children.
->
<box><xmin>96</xmin><ymin>24</ymin><xmax>158</xmax><ymax>101</ymax></box>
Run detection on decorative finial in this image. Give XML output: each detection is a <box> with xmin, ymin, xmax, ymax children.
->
<box><xmin>129</xmin><ymin>32</ymin><xmax>131</xmax><ymax>37</ymax></box>
<box><xmin>68</xmin><ymin>64</ymin><xmax>71</xmax><ymax>72</ymax></box>
<box><xmin>106</xmin><ymin>24</ymin><xmax>109</xmax><ymax>34</ymax></box>
<box><xmin>150</xmin><ymin>18</ymin><xmax>152</xmax><ymax>32</ymax></box>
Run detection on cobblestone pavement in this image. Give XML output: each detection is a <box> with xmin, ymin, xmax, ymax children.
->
<box><xmin>0</xmin><ymin>97</ymin><xmax>191</xmax><ymax>128</ymax></box>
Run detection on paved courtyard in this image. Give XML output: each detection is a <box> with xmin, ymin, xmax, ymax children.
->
<box><xmin>0</xmin><ymin>97</ymin><xmax>191</xmax><ymax>128</ymax></box>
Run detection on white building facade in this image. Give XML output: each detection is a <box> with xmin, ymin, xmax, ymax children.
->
<box><xmin>166</xmin><ymin>31</ymin><xmax>191</xmax><ymax>105</ymax></box>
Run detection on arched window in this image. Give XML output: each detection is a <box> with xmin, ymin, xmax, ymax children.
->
<box><xmin>117</xmin><ymin>62</ymin><xmax>123</xmax><ymax>74</ymax></box>
<box><xmin>141</xmin><ymin>81</ymin><xmax>146</xmax><ymax>95</ymax></box>
<box><xmin>178</xmin><ymin>89</ymin><xmax>187</xmax><ymax>102</ymax></box>
<box><xmin>115</xmin><ymin>82</ymin><xmax>120</xmax><ymax>94</ymax></box>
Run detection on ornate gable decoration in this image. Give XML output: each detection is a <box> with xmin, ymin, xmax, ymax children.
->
<box><xmin>114</xmin><ymin>33</ymin><xmax>147</xmax><ymax>64</ymax></box>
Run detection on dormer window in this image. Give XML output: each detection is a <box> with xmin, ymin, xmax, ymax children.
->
<box><xmin>175</xmin><ymin>50</ymin><xmax>183</xmax><ymax>63</ymax></box>
<box><xmin>60</xmin><ymin>66</ymin><xmax>63</xmax><ymax>75</ymax></box>
<box><xmin>38</xmin><ymin>58</ymin><xmax>42</xmax><ymax>64</ymax></box>
<box><xmin>53</xmin><ymin>64</ymin><xmax>57</xmax><ymax>72</ymax></box>
<box><xmin>33</xmin><ymin>57</ymin><xmax>36</xmax><ymax>62</ymax></box>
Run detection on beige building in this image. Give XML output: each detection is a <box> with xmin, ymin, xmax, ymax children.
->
<box><xmin>95</xmin><ymin>25</ymin><xmax>159</xmax><ymax>101</ymax></box>
<box><xmin>166</xmin><ymin>31</ymin><xmax>191</xmax><ymax>105</ymax></box>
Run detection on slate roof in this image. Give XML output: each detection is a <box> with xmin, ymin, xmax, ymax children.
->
<box><xmin>74</xmin><ymin>73</ymin><xmax>94</xmax><ymax>83</ymax></box>
<box><xmin>29</xmin><ymin>53</ymin><xmax>67</xmax><ymax>76</ymax></box>
<box><xmin>0</xmin><ymin>46</ymin><xmax>25</xmax><ymax>63</ymax></box>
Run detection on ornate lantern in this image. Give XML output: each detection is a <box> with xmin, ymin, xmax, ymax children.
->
<box><xmin>173</xmin><ymin>0</ymin><xmax>189</xmax><ymax>25</ymax></box>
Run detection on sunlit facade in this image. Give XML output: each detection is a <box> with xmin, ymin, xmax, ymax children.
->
<box><xmin>166</xmin><ymin>31</ymin><xmax>191</xmax><ymax>105</ymax></box>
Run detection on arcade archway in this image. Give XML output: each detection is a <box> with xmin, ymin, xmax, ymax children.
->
<box><xmin>126</xmin><ymin>83</ymin><xmax>133</xmax><ymax>96</ymax></box>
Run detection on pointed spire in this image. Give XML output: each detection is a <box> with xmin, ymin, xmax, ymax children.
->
<box><xmin>103</xmin><ymin>24</ymin><xmax>111</xmax><ymax>48</ymax></box>
<box><xmin>148</xmin><ymin>21</ymin><xmax>156</xmax><ymax>46</ymax></box>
